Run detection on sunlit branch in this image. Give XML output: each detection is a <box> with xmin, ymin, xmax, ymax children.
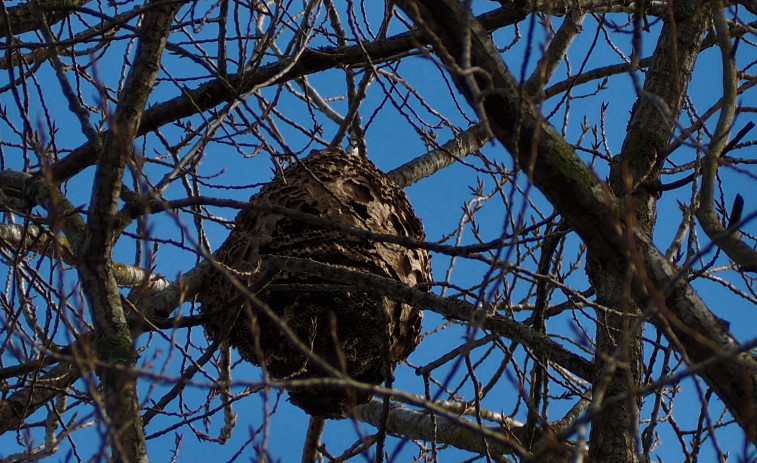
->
<box><xmin>0</xmin><ymin>170</ymin><xmax>86</xmax><ymax>249</ymax></box>
<box><xmin>354</xmin><ymin>400</ymin><xmax>519</xmax><ymax>462</ymax></box>
<box><xmin>0</xmin><ymin>223</ymin><xmax>169</xmax><ymax>290</ymax></box>
<box><xmin>388</xmin><ymin>124</ymin><xmax>490</xmax><ymax>188</ymax></box>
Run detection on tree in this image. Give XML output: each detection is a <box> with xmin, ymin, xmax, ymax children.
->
<box><xmin>0</xmin><ymin>0</ymin><xmax>755</xmax><ymax>461</ymax></box>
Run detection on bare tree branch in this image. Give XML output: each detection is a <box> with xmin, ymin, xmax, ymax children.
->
<box><xmin>394</xmin><ymin>0</ymin><xmax>757</xmax><ymax>443</ymax></box>
<box><xmin>388</xmin><ymin>124</ymin><xmax>490</xmax><ymax>188</ymax></box>
<box><xmin>74</xmin><ymin>2</ymin><xmax>181</xmax><ymax>461</ymax></box>
<box><xmin>1</xmin><ymin>1</ymin><xmax>755</xmax><ymax>460</ymax></box>
<box><xmin>354</xmin><ymin>400</ymin><xmax>516</xmax><ymax>462</ymax></box>
<box><xmin>696</xmin><ymin>5</ymin><xmax>757</xmax><ymax>271</ymax></box>
<box><xmin>0</xmin><ymin>0</ymin><xmax>91</xmax><ymax>37</ymax></box>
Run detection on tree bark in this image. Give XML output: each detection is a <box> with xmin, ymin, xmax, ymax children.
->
<box><xmin>75</xmin><ymin>2</ymin><xmax>180</xmax><ymax>461</ymax></box>
<box><xmin>0</xmin><ymin>0</ymin><xmax>92</xmax><ymax>37</ymax></box>
<box><xmin>587</xmin><ymin>2</ymin><xmax>712</xmax><ymax>461</ymax></box>
<box><xmin>395</xmin><ymin>0</ymin><xmax>757</xmax><ymax>445</ymax></box>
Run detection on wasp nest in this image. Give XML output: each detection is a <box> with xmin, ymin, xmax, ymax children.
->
<box><xmin>198</xmin><ymin>149</ymin><xmax>432</xmax><ymax>417</ymax></box>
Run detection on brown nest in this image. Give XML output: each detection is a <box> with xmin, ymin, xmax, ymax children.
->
<box><xmin>198</xmin><ymin>149</ymin><xmax>432</xmax><ymax>417</ymax></box>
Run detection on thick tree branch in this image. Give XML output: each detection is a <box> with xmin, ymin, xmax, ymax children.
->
<box><xmin>394</xmin><ymin>0</ymin><xmax>757</xmax><ymax>442</ymax></box>
<box><xmin>617</xmin><ymin>0</ymin><xmax>712</xmax><ymax>204</ymax></box>
<box><xmin>354</xmin><ymin>401</ymin><xmax>515</xmax><ymax>462</ymax></box>
<box><xmin>0</xmin><ymin>170</ymin><xmax>87</xmax><ymax>247</ymax></box>
<box><xmin>75</xmin><ymin>2</ymin><xmax>180</xmax><ymax>461</ymax></box>
<box><xmin>355</xmin><ymin>392</ymin><xmax>591</xmax><ymax>462</ymax></box>
<box><xmin>588</xmin><ymin>0</ymin><xmax>711</xmax><ymax>459</ymax></box>
<box><xmin>0</xmin><ymin>0</ymin><xmax>91</xmax><ymax>37</ymax></box>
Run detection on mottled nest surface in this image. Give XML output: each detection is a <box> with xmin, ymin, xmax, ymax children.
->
<box><xmin>198</xmin><ymin>149</ymin><xmax>432</xmax><ymax>417</ymax></box>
